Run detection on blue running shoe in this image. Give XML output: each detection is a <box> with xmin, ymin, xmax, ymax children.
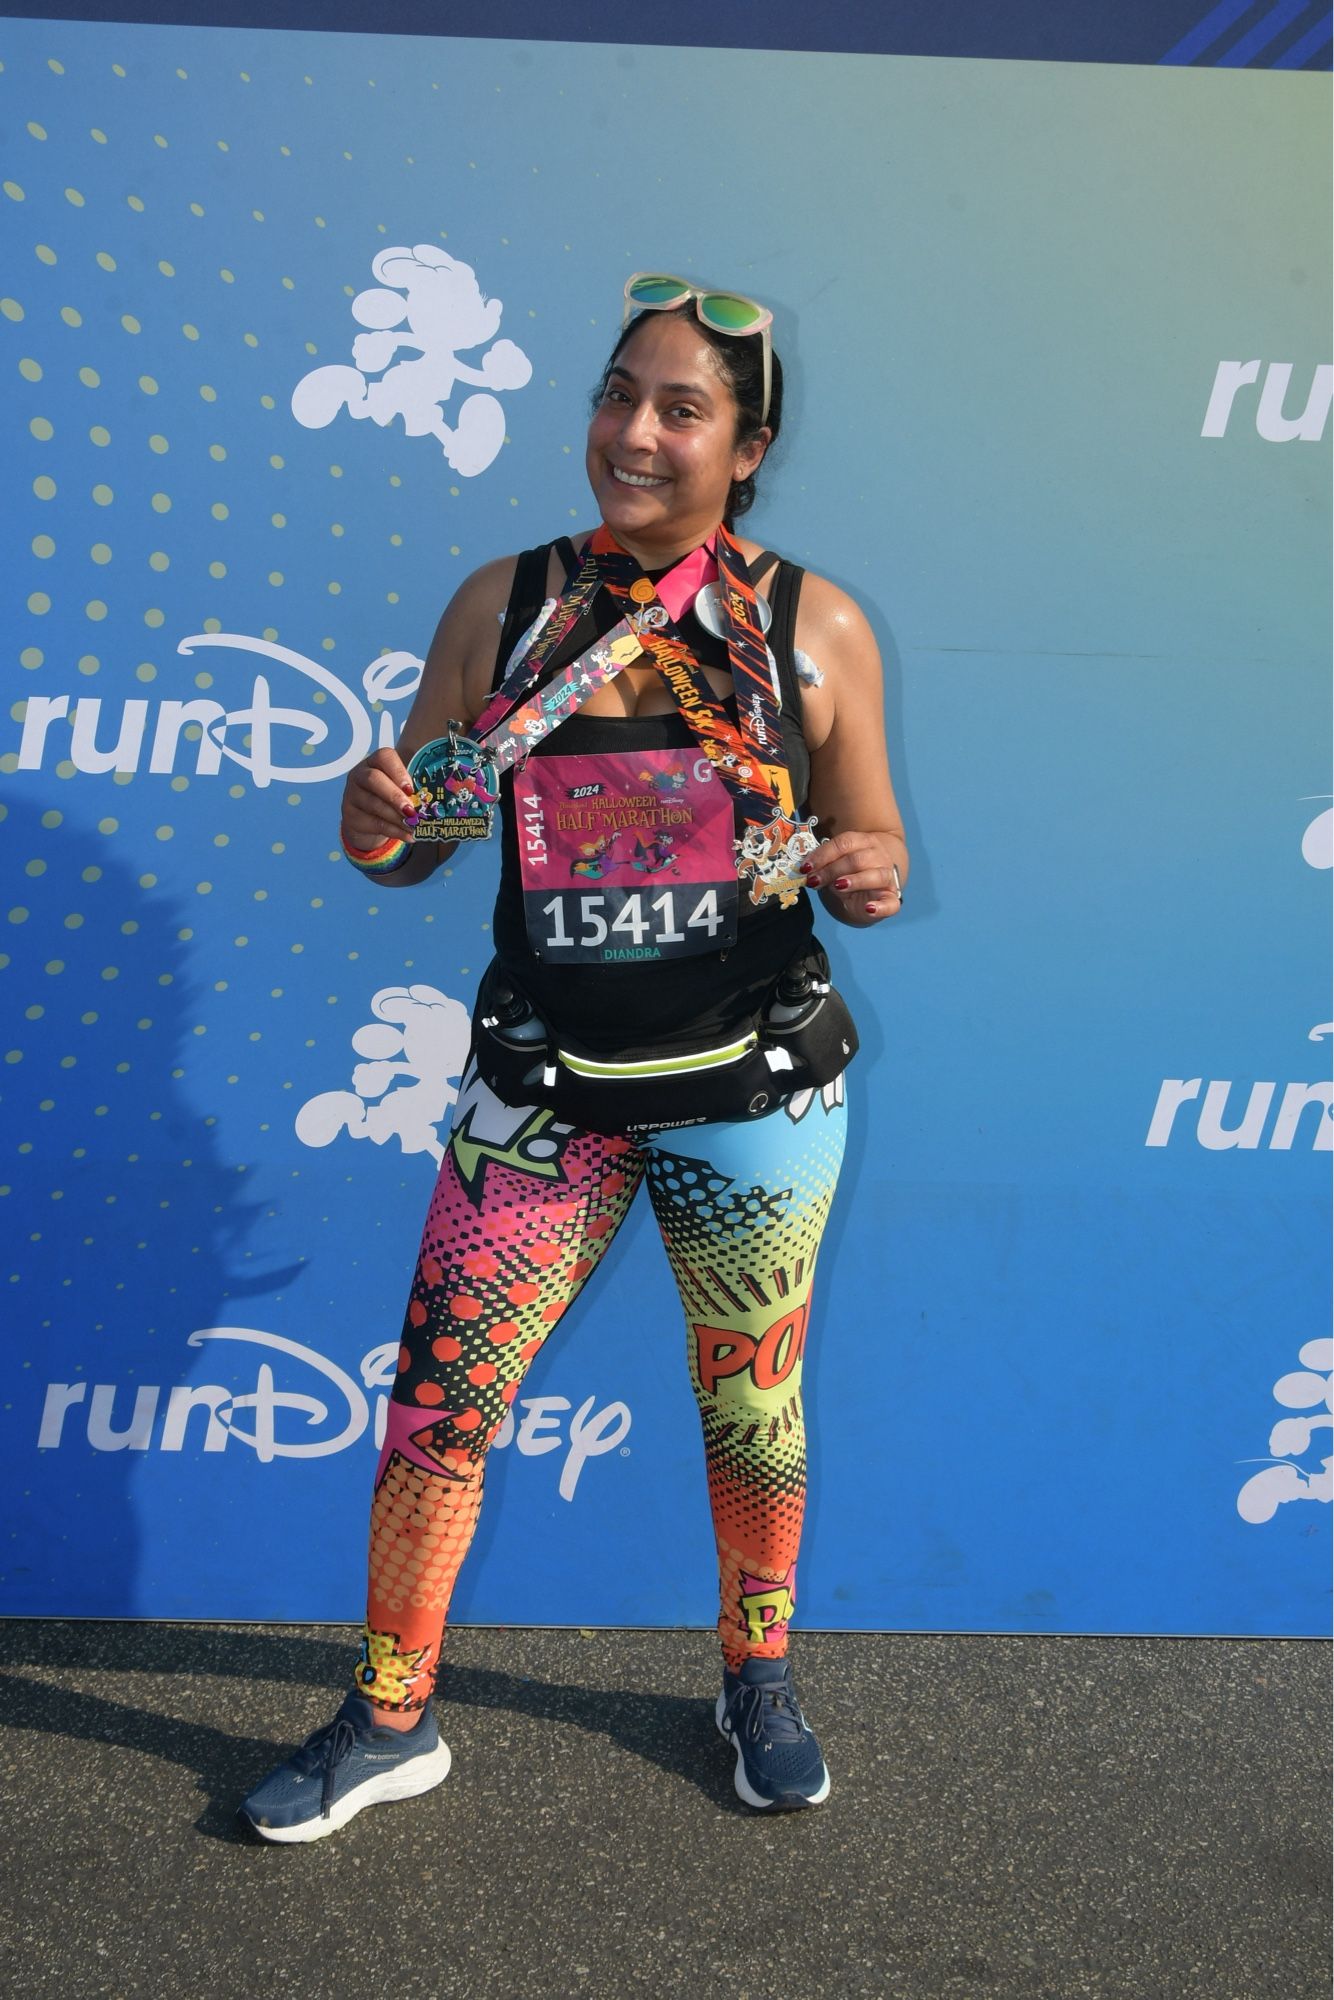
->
<box><xmin>715</xmin><ymin>1657</ymin><xmax>831</xmax><ymax>1810</ymax></box>
<box><xmin>239</xmin><ymin>1693</ymin><xmax>451</xmax><ymax>1843</ymax></box>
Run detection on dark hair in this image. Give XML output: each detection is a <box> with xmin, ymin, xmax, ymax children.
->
<box><xmin>593</xmin><ymin>302</ymin><xmax>784</xmax><ymax>523</ymax></box>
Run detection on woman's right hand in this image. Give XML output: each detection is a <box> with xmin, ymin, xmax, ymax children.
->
<box><xmin>336</xmin><ymin>551</ymin><xmax>518</xmax><ymax>862</ymax></box>
<box><xmin>340</xmin><ymin>747</ymin><xmax>416</xmax><ymax>851</ymax></box>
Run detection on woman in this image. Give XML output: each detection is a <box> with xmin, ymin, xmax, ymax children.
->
<box><xmin>240</xmin><ymin>276</ymin><xmax>908</xmax><ymax>1839</ymax></box>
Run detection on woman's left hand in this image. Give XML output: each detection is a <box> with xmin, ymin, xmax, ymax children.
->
<box><xmin>800</xmin><ymin>829</ymin><xmax>906</xmax><ymax>927</ymax></box>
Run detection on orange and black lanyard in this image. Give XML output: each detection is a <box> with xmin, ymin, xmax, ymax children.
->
<box><xmin>588</xmin><ymin>523</ymin><xmax>795</xmax><ymax>823</ymax></box>
<box><xmin>470</xmin><ymin>524</ymin><xmax>797</xmax><ymax>828</ymax></box>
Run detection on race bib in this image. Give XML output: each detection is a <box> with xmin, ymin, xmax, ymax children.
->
<box><xmin>517</xmin><ymin>749</ymin><xmax>739</xmax><ymax>965</ymax></box>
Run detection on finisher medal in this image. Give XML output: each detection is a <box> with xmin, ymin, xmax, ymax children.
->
<box><xmin>734</xmin><ymin>807</ymin><xmax>822</xmax><ymax>910</ymax></box>
<box><xmin>404</xmin><ymin>729</ymin><xmax>499</xmax><ymax>843</ymax></box>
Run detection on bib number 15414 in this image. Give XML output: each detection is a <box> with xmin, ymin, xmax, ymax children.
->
<box><xmin>529</xmin><ymin>885</ymin><xmax>736</xmax><ymax>963</ymax></box>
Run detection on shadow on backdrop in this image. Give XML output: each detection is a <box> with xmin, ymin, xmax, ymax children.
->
<box><xmin>0</xmin><ymin>789</ymin><xmax>298</xmax><ymax>1620</ymax></box>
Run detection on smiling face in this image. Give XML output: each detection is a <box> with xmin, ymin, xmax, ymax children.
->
<box><xmin>585</xmin><ymin>314</ymin><xmax>770</xmax><ymax>565</ymax></box>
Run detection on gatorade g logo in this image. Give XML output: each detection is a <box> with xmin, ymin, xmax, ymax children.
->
<box><xmin>694</xmin><ymin>1302</ymin><xmax>809</xmax><ymax>1398</ymax></box>
<box><xmin>740</xmin><ymin>1565</ymin><xmax>796</xmax><ymax>1646</ymax></box>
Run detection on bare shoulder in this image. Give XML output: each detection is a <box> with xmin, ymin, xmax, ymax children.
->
<box><xmin>404</xmin><ymin>553</ymin><xmax>523</xmax><ymax>743</ymax></box>
<box><xmin>792</xmin><ymin>569</ymin><xmax>879</xmax><ymax>654</ymax></box>
<box><xmin>435</xmin><ymin>552</ymin><xmax>522</xmax><ymax>636</ymax></box>
<box><xmin>422</xmin><ymin>553</ymin><xmax>523</xmax><ymax>680</ymax></box>
<box><xmin>785</xmin><ymin>568</ymin><xmax>884</xmax><ymax>752</ymax></box>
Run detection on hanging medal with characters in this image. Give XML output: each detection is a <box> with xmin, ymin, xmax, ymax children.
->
<box><xmin>733</xmin><ymin>807</ymin><xmax>821</xmax><ymax>909</ymax></box>
<box><xmin>403</xmin><ymin>730</ymin><xmax>500</xmax><ymax>842</ymax></box>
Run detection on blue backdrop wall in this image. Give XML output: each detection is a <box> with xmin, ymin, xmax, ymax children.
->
<box><xmin>2</xmin><ymin>8</ymin><xmax>1330</xmax><ymax>1635</ymax></box>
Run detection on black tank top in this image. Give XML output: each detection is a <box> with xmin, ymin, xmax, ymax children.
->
<box><xmin>488</xmin><ymin>539</ymin><xmax>816</xmax><ymax>1056</ymax></box>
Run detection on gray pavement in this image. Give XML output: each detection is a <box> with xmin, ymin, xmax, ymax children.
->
<box><xmin>0</xmin><ymin>1621</ymin><xmax>1328</xmax><ymax>2000</ymax></box>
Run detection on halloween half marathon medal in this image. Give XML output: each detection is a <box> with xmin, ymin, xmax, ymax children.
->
<box><xmin>404</xmin><ymin>727</ymin><xmax>499</xmax><ymax>842</ymax></box>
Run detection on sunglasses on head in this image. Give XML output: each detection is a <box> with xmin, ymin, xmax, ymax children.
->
<box><xmin>622</xmin><ymin>272</ymin><xmax>773</xmax><ymax>428</ymax></box>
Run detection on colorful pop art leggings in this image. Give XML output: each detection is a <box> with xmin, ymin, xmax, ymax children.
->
<box><xmin>356</xmin><ymin>1059</ymin><xmax>847</xmax><ymax>1710</ymax></box>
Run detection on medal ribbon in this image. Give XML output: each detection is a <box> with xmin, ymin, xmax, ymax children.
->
<box><xmin>466</xmin><ymin>539</ymin><xmax>720</xmax><ymax>777</ymax></box>
<box><xmin>463</xmin><ymin>528</ymin><xmax>797</xmax><ymax>830</ymax></box>
<box><xmin>712</xmin><ymin>522</ymin><xmax>794</xmax><ymax>817</ymax></box>
<box><xmin>470</xmin><ymin>615</ymin><xmax>644</xmax><ymax>776</ymax></box>
<box><xmin>465</xmin><ymin>542</ymin><xmax>607</xmax><ymax>764</ymax></box>
<box><xmin>590</xmin><ymin>523</ymin><xmax>795</xmax><ymax>822</ymax></box>
<box><xmin>499</xmin><ymin>544</ymin><xmax>603</xmax><ymax>685</ymax></box>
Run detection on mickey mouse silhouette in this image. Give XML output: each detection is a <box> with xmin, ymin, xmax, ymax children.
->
<box><xmin>292</xmin><ymin>244</ymin><xmax>532</xmax><ymax>476</ymax></box>
<box><xmin>294</xmin><ymin>983</ymin><xmax>471</xmax><ymax>1165</ymax></box>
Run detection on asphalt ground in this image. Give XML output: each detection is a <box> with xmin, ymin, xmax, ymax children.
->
<box><xmin>0</xmin><ymin>1622</ymin><xmax>1329</xmax><ymax>2000</ymax></box>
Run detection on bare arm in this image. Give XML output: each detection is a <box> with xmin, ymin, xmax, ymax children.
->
<box><xmin>338</xmin><ymin>555</ymin><xmax>518</xmax><ymax>887</ymax></box>
<box><xmin>796</xmin><ymin>574</ymin><xmax>909</xmax><ymax>928</ymax></box>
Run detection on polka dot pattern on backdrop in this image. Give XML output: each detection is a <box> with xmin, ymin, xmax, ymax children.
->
<box><xmin>1</xmin><ymin>23</ymin><xmax>573</xmax><ymax>1617</ymax></box>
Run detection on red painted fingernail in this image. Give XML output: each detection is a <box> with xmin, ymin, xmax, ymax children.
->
<box><xmin>865</xmin><ymin>902</ymin><xmax>880</xmax><ymax>913</ymax></box>
<box><xmin>834</xmin><ymin>877</ymin><xmax>850</xmax><ymax>890</ymax></box>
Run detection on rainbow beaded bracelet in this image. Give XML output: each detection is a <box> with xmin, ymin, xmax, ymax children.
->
<box><xmin>340</xmin><ymin>827</ymin><xmax>411</xmax><ymax>876</ymax></box>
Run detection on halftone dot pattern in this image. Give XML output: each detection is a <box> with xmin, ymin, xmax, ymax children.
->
<box><xmin>0</xmin><ymin>11</ymin><xmax>520</xmax><ymax>1392</ymax></box>
<box><xmin>356</xmin><ymin>1078</ymin><xmax>845</xmax><ymax>1704</ymax></box>
<box><xmin>359</xmin><ymin>1083</ymin><xmax>644</xmax><ymax>1704</ymax></box>
<box><xmin>647</xmin><ymin>1108</ymin><xmax>846</xmax><ymax>1664</ymax></box>
<box><xmin>3</xmin><ymin>6</ymin><xmax>574</xmax><ymax>927</ymax></box>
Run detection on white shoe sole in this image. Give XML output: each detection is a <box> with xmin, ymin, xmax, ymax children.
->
<box><xmin>244</xmin><ymin>1739</ymin><xmax>452</xmax><ymax>1844</ymax></box>
<box><xmin>715</xmin><ymin>1694</ymin><xmax>831</xmax><ymax>1810</ymax></box>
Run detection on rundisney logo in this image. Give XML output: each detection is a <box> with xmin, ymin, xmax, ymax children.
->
<box><xmin>1144</xmin><ymin>806</ymin><xmax>1332</xmax><ymax>1152</ymax></box>
<box><xmin>13</xmin><ymin>634</ymin><xmax>423</xmax><ymax>788</ymax></box>
<box><xmin>1144</xmin><ymin>1047</ymin><xmax>1332</xmax><ymax>1152</ymax></box>
<box><xmin>1201</xmin><ymin>360</ymin><xmax>1332</xmax><ymax>442</ymax></box>
<box><xmin>35</xmin><ymin>1327</ymin><xmax>630</xmax><ymax>1502</ymax></box>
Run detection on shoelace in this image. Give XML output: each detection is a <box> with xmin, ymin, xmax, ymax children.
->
<box><xmin>727</xmin><ymin>1676</ymin><xmax>809</xmax><ymax>1746</ymax></box>
<box><xmin>293</xmin><ymin>1715</ymin><xmax>358</xmax><ymax>1819</ymax></box>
